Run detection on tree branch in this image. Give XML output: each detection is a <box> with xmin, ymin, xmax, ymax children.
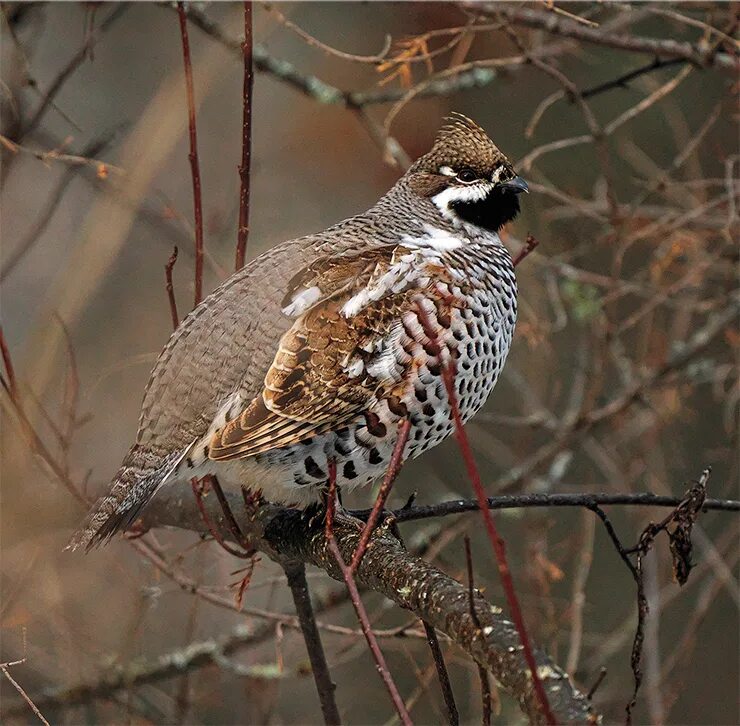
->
<box><xmin>283</xmin><ymin>562</ymin><xmax>341</xmax><ymax>725</ymax></box>
<box><xmin>467</xmin><ymin>3</ymin><xmax>738</xmax><ymax>71</ymax></box>
<box><xmin>172</xmin><ymin>4</ymin><xmax>499</xmax><ymax>108</ymax></box>
<box><xmin>387</xmin><ymin>492</ymin><xmax>739</xmax><ymax>524</ymax></box>
<box><xmin>235</xmin><ymin>1</ymin><xmax>253</xmax><ymax>272</ymax></box>
<box><xmin>140</xmin><ymin>494</ymin><xmax>598</xmax><ymax>724</ymax></box>
<box><xmin>176</xmin><ymin>2</ymin><xmax>205</xmax><ymax>307</ymax></box>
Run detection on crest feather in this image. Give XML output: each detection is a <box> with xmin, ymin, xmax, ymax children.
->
<box><xmin>433</xmin><ymin>112</ymin><xmax>498</xmax><ymax>152</ymax></box>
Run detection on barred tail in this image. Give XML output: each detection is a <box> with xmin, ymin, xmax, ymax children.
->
<box><xmin>67</xmin><ymin>446</ymin><xmax>184</xmax><ymax>552</ymax></box>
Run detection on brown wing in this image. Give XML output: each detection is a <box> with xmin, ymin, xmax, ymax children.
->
<box><xmin>208</xmin><ymin>245</ymin><xmax>433</xmax><ymax>461</ymax></box>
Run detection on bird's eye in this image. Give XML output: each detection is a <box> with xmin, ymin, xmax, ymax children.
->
<box><xmin>457</xmin><ymin>168</ymin><xmax>477</xmax><ymax>183</ymax></box>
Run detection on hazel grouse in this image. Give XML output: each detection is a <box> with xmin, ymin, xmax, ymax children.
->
<box><xmin>71</xmin><ymin>114</ymin><xmax>527</xmax><ymax>550</ymax></box>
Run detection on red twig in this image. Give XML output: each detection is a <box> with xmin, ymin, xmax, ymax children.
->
<box><xmin>350</xmin><ymin>418</ymin><xmax>411</xmax><ymax>572</ymax></box>
<box><xmin>232</xmin><ymin>555</ymin><xmax>259</xmax><ymax>610</ymax></box>
<box><xmin>176</xmin><ymin>2</ymin><xmax>205</xmax><ymax>307</ymax></box>
<box><xmin>165</xmin><ymin>246</ymin><xmax>180</xmax><ymax>330</ymax></box>
<box><xmin>324</xmin><ymin>458</ymin><xmax>338</xmax><ymax>544</ymax></box>
<box><xmin>442</xmin><ymin>367</ymin><xmax>555</xmax><ymax>723</ymax></box>
<box><xmin>512</xmin><ymin>233</ymin><xmax>540</xmax><ymax>267</ymax></box>
<box><xmin>0</xmin><ymin>326</ymin><xmax>17</xmax><ymax>398</ymax></box>
<box><xmin>189</xmin><ymin>477</ymin><xmax>249</xmax><ymax>558</ymax></box>
<box><xmin>235</xmin><ymin>1</ymin><xmax>253</xmax><ymax>271</ymax></box>
<box><xmin>325</xmin><ymin>461</ymin><xmax>412</xmax><ymax>726</ymax></box>
<box><xmin>415</xmin><ymin>301</ymin><xmax>556</xmax><ymax>724</ymax></box>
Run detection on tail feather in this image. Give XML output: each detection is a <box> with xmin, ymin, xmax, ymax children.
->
<box><xmin>68</xmin><ymin>446</ymin><xmax>186</xmax><ymax>551</ymax></box>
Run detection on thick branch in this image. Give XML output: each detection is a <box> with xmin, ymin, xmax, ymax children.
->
<box><xmin>141</xmin><ymin>494</ymin><xmax>598</xmax><ymax>724</ymax></box>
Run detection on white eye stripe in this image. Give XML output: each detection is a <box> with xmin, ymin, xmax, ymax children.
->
<box><xmin>491</xmin><ymin>166</ymin><xmax>505</xmax><ymax>183</ymax></box>
<box><xmin>439</xmin><ymin>165</ymin><xmax>456</xmax><ymax>177</ymax></box>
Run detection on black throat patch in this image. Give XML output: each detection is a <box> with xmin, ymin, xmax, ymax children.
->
<box><xmin>450</xmin><ymin>188</ymin><xmax>521</xmax><ymax>232</ymax></box>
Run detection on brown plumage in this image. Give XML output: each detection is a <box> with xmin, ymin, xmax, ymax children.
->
<box><xmin>70</xmin><ymin>114</ymin><xmax>526</xmax><ymax>551</ymax></box>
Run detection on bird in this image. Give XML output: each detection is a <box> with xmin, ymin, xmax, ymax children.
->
<box><xmin>70</xmin><ymin>114</ymin><xmax>527</xmax><ymax>551</ymax></box>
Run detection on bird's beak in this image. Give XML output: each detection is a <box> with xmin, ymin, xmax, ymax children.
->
<box><xmin>499</xmin><ymin>176</ymin><xmax>529</xmax><ymax>194</ymax></box>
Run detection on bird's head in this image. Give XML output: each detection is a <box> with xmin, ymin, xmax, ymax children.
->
<box><xmin>406</xmin><ymin>113</ymin><xmax>527</xmax><ymax>233</ymax></box>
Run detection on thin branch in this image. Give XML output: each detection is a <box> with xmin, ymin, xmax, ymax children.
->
<box><xmin>283</xmin><ymin>561</ymin><xmax>341</xmax><ymax>726</ymax></box>
<box><xmin>1</xmin><ymin>665</ymin><xmax>50</xmax><ymax>726</ymax></box>
<box><xmin>565</xmin><ymin>510</ymin><xmax>595</xmax><ymax>675</ymax></box>
<box><xmin>512</xmin><ymin>233</ymin><xmax>540</xmax><ymax>268</ymax></box>
<box><xmin>190</xmin><ymin>477</ymin><xmax>250</xmax><ymax>559</ymax></box>
<box><xmin>469</xmin><ymin>3</ymin><xmax>738</xmax><ymax>70</ymax></box>
<box><xmin>0</xmin><ymin>128</ymin><xmax>124</xmax><ymax>281</ymax></box>
<box><xmin>176</xmin><ymin>2</ymin><xmax>205</xmax><ymax>307</ymax></box>
<box><xmin>2</xmin><ymin>618</ymin><xmax>287</xmax><ymax>717</ymax></box>
<box><xmin>21</xmin><ymin>5</ymin><xmax>128</xmax><ymax>137</ymax></box>
<box><xmin>421</xmin><ymin>621</ymin><xmax>459</xmax><ymax>726</ymax></box>
<box><xmin>235</xmin><ymin>1</ymin><xmax>253</xmax><ymax>272</ymax></box>
<box><xmin>388</xmin><ymin>492</ymin><xmax>739</xmax><ymax>524</ymax></box>
<box><xmin>165</xmin><ymin>246</ymin><xmax>180</xmax><ymax>330</ymax></box>
<box><xmin>415</xmin><ymin>301</ymin><xmax>556</xmax><ymax>724</ymax></box>
<box><xmin>172</xmin><ymin>4</ymin><xmax>500</xmax><ymax>108</ymax></box>
<box><xmin>350</xmin><ymin>418</ymin><xmax>411</xmax><ymax>572</ymax></box>
<box><xmin>265</xmin><ymin>3</ymin><xmax>391</xmax><ymax>64</ymax></box>
<box><xmin>586</xmin><ymin>668</ymin><xmax>607</xmax><ymax>701</ymax></box>
<box><xmin>580</xmin><ymin>57</ymin><xmax>686</xmax><ymax>99</ymax></box>
<box><xmin>325</xmin><ymin>464</ymin><xmax>413</xmax><ymax>726</ymax></box>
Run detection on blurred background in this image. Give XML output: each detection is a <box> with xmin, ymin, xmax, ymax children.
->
<box><xmin>1</xmin><ymin>3</ymin><xmax>737</xmax><ymax>724</ymax></box>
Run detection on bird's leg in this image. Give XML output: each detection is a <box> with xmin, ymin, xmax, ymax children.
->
<box><xmin>302</xmin><ymin>482</ymin><xmax>345</xmax><ymax>531</ymax></box>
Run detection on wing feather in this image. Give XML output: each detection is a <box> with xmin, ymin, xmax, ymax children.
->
<box><xmin>209</xmin><ymin>244</ymin><xmax>450</xmax><ymax>462</ymax></box>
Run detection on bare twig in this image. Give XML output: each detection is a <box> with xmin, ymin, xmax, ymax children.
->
<box><xmin>190</xmin><ymin>476</ymin><xmax>250</xmax><ymax>558</ymax></box>
<box><xmin>350</xmin><ymin>418</ymin><xmax>411</xmax><ymax>572</ymax></box>
<box><xmin>325</xmin><ymin>463</ymin><xmax>413</xmax><ymax>726</ymax></box>
<box><xmin>512</xmin><ymin>233</ymin><xmax>540</xmax><ymax>268</ymax></box>
<box><xmin>565</xmin><ymin>510</ymin><xmax>595</xmax><ymax>675</ymax></box>
<box><xmin>21</xmin><ymin>5</ymin><xmax>128</xmax><ymax>137</ymax></box>
<box><xmin>623</xmin><ymin>468</ymin><xmax>711</xmax><ymax>723</ymax></box>
<box><xmin>283</xmin><ymin>561</ymin><xmax>341</xmax><ymax>726</ymax></box>
<box><xmin>171</xmin><ymin>4</ymin><xmax>500</xmax><ymax>108</ymax></box>
<box><xmin>353</xmin><ymin>492</ymin><xmax>740</xmax><ymax>524</ymax></box>
<box><xmin>1</xmin><ymin>630</ymin><xmax>49</xmax><ymax>725</ymax></box>
<box><xmin>265</xmin><ymin>3</ymin><xmax>391</xmax><ymax>64</ymax></box>
<box><xmin>580</xmin><ymin>57</ymin><xmax>685</xmax><ymax>99</ymax></box>
<box><xmin>176</xmin><ymin>2</ymin><xmax>205</xmax><ymax>307</ymax></box>
<box><xmin>421</xmin><ymin>621</ymin><xmax>459</xmax><ymax>726</ymax></box>
<box><xmin>235</xmin><ymin>1</ymin><xmax>253</xmax><ymax>272</ymax></box>
<box><xmin>586</xmin><ymin>668</ymin><xmax>607</xmax><ymax>700</ymax></box>
<box><xmin>1</xmin><ymin>665</ymin><xmax>51</xmax><ymax>726</ymax></box>
<box><xmin>469</xmin><ymin>3</ymin><xmax>738</xmax><ymax>70</ymax></box>
<box><xmin>165</xmin><ymin>246</ymin><xmax>180</xmax><ymax>330</ymax></box>
<box><xmin>415</xmin><ymin>301</ymin><xmax>556</xmax><ymax>724</ymax></box>
<box><xmin>1</xmin><ymin>127</ymin><xmax>125</xmax><ymax>281</ymax></box>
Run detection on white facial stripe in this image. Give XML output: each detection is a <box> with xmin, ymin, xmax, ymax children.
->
<box><xmin>432</xmin><ymin>181</ymin><xmax>493</xmax><ymax>221</ymax></box>
<box><xmin>491</xmin><ymin>166</ymin><xmax>504</xmax><ymax>183</ymax></box>
<box><xmin>438</xmin><ymin>165</ymin><xmax>456</xmax><ymax>176</ymax></box>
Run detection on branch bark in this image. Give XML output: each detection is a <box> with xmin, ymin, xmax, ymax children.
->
<box><xmin>141</xmin><ymin>493</ymin><xmax>599</xmax><ymax>724</ymax></box>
